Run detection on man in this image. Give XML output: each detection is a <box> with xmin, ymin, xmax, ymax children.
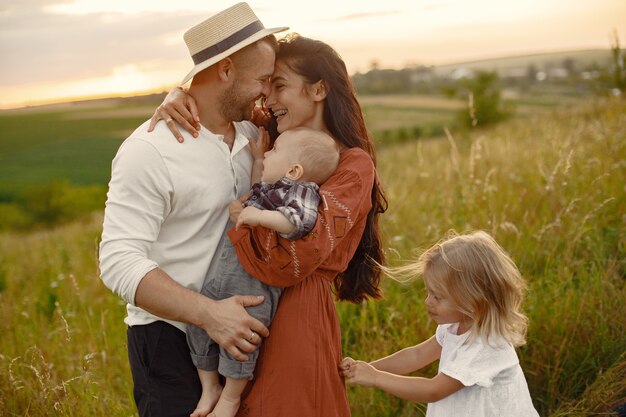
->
<box><xmin>98</xmin><ymin>3</ymin><xmax>287</xmax><ymax>415</ymax></box>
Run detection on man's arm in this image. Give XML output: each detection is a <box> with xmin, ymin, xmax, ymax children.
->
<box><xmin>99</xmin><ymin>138</ymin><xmax>268</xmax><ymax>360</ymax></box>
<box><xmin>134</xmin><ymin>269</ymin><xmax>268</xmax><ymax>360</ymax></box>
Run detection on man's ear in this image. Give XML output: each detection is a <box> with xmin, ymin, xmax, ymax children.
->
<box><xmin>310</xmin><ymin>80</ymin><xmax>328</xmax><ymax>102</ymax></box>
<box><xmin>287</xmin><ymin>163</ymin><xmax>305</xmax><ymax>181</ymax></box>
<box><xmin>217</xmin><ymin>58</ymin><xmax>234</xmax><ymax>82</ymax></box>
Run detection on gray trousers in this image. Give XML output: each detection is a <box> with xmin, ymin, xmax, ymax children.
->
<box><xmin>187</xmin><ymin>233</ymin><xmax>282</xmax><ymax>380</ymax></box>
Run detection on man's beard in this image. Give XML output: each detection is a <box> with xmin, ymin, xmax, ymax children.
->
<box><xmin>220</xmin><ymin>82</ymin><xmax>254</xmax><ymax>122</ymax></box>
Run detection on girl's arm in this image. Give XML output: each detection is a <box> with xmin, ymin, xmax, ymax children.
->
<box><xmin>346</xmin><ymin>365</ymin><xmax>464</xmax><ymax>403</ymax></box>
<box><xmin>341</xmin><ymin>335</ymin><xmax>463</xmax><ymax>403</ymax></box>
<box><xmin>370</xmin><ymin>335</ymin><xmax>441</xmax><ymax>375</ymax></box>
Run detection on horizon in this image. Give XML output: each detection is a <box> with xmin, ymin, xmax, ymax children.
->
<box><xmin>1</xmin><ymin>0</ymin><xmax>624</xmax><ymax>109</ymax></box>
<box><xmin>0</xmin><ymin>47</ymin><xmax>611</xmax><ymax>111</ymax></box>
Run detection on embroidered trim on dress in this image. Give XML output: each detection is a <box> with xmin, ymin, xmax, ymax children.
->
<box><xmin>318</xmin><ymin>215</ymin><xmax>334</xmax><ymax>252</ymax></box>
<box><xmin>289</xmin><ymin>240</ymin><xmax>300</xmax><ymax>277</ymax></box>
<box><xmin>320</xmin><ymin>190</ymin><xmax>354</xmax><ymax>228</ymax></box>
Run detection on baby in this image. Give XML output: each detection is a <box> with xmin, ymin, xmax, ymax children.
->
<box><xmin>187</xmin><ymin>127</ymin><xmax>340</xmax><ymax>417</ymax></box>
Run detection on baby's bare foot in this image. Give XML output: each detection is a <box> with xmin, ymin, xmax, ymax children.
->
<box><xmin>208</xmin><ymin>394</ymin><xmax>241</xmax><ymax>417</ymax></box>
<box><xmin>190</xmin><ymin>384</ymin><xmax>223</xmax><ymax>417</ymax></box>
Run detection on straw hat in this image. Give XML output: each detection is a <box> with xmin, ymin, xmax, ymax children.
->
<box><xmin>181</xmin><ymin>2</ymin><xmax>288</xmax><ymax>84</ymax></box>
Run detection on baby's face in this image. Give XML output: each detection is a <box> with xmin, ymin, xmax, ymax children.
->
<box><xmin>261</xmin><ymin>133</ymin><xmax>300</xmax><ymax>183</ymax></box>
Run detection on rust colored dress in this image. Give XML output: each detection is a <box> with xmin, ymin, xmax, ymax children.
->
<box><xmin>228</xmin><ymin>147</ymin><xmax>375</xmax><ymax>417</ymax></box>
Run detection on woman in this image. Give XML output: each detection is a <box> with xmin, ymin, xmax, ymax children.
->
<box><xmin>153</xmin><ymin>34</ymin><xmax>387</xmax><ymax>417</ymax></box>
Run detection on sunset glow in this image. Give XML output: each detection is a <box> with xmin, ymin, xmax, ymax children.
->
<box><xmin>1</xmin><ymin>0</ymin><xmax>624</xmax><ymax>109</ymax></box>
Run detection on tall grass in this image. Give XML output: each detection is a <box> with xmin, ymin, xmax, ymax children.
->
<box><xmin>340</xmin><ymin>98</ymin><xmax>626</xmax><ymax>416</ymax></box>
<box><xmin>0</xmin><ymin>99</ymin><xmax>624</xmax><ymax>416</ymax></box>
<box><xmin>0</xmin><ymin>216</ymin><xmax>134</xmax><ymax>415</ymax></box>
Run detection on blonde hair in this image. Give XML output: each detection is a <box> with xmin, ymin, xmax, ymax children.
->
<box><xmin>386</xmin><ymin>231</ymin><xmax>528</xmax><ymax>347</ymax></box>
<box><xmin>289</xmin><ymin>128</ymin><xmax>340</xmax><ymax>185</ymax></box>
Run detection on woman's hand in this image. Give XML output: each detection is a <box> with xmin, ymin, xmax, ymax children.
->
<box><xmin>147</xmin><ymin>87</ymin><xmax>201</xmax><ymax>142</ymax></box>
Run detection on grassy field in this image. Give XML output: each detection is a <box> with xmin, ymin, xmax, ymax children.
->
<box><xmin>0</xmin><ymin>97</ymin><xmax>624</xmax><ymax>416</ymax></box>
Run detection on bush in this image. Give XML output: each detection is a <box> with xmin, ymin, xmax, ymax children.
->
<box><xmin>0</xmin><ymin>203</ymin><xmax>33</xmax><ymax>230</ymax></box>
<box><xmin>0</xmin><ymin>181</ymin><xmax>107</xmax><ymax>230</ymax></box>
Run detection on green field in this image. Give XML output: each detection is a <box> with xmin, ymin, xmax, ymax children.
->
<box><xmin>0</xmin><ymin>96</ymin><xmax>624</xmax><ymax>416</ymax></box>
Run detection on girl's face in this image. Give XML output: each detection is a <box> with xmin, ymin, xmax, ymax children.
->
<box><xmin>265</xmin><ymin>60</ymin><xmax>323</xmax><ymax>133</ymax></box>
<box><xmin>423</xmin><ymin>275</ymin><xmax>469</xmax><ymax>330</ymax></box>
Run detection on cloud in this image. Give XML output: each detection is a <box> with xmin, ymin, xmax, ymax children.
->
<box><xmin>325</xmin><ymin>10</ymin><xmax>401</xmax><ymax>21</ymax></box>
<box><xmin>0</xmin><ymin>7</ymin><xmax>199</xmax><ymax>86</ymax></box>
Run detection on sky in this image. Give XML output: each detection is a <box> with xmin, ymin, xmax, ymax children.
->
<box><xmin>1</xmin><ymin>0</ymin><xmax>625</xmax><ymax>109</ymax></box>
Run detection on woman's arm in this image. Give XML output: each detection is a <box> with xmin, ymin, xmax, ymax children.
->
<box><xmin>147</xmin><ymin>87</ymin><xmax>273</xmax><ymax>142</ymax></box>
<box><xmin>370</xmin><ymin>335</ymin><xmax>441</xmax><ymax>375</ymax></box>
<box><xmin>147</xmin><ymin>87</ymin><xmax>201</xmax><ymax>142</ymax></box>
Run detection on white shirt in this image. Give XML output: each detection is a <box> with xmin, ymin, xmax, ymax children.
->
<box><xmin>427</xmin><ymin>323</ymin><xmax>540</xmax><ymax>417</ymax></box>
<box><xmin>99</xmin><ymin>119</ymin><xmax>257</xmax><ymax>332</ymax></box>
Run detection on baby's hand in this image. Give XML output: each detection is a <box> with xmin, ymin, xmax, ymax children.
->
<box><xmin>248</xmin><ymin>127</ymin><xmax>270</xmax><ymax>161</ymax></box>
<box><xmin>341</xmin><ymin>358</ymin><xmax>377</xmax><ymax>387</ymax></box>
<box><xmin>236</xmin><ymin>206</ymin><xmax>263</xmax><ymax>229</ymax></box>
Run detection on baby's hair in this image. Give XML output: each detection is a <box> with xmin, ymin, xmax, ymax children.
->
<box><xmin>384</xmin><ymin>231</ymin><xmax>528</xmax><ymax>347</ymax></box>
<box><xmin>290</xmin><ymin>128</ymin><xmax>340</xmax><ymax>184</ymax></box>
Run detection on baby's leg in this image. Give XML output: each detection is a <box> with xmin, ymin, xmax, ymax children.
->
<box><xmin>208</xmin><ymin>378</ymin><xmax>247</xmax><ymax>417</ymax></box>
<box><xmin>190</xmin><ymin>369</ymin><xmax>223</xmax><ymax>417</ymax></box>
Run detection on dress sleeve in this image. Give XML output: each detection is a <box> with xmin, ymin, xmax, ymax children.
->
<box><xmin>276</xmin><ymin>183</ymin><xmax>320</xmax><ymax>240</ymax></box>
<box><xmin>228</xmin><ymin>153</ymin><xmax>374</xmax><ymax>288</ymax></box>
<box><xmin>435</xmin><ymin>324</ymin><xmax>447</xmax><ymax>346</ymax></box>
<box><xmin>439</xmin><ymin>337</ymin><xmax>520</xmax><ymax>387</ymax></box>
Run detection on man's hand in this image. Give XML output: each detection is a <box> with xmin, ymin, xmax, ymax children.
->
<box><xmin>236</xmin><ymin>206</ymin><xmax>263</xmax><ymax>229</ymax></box>
<box><xmin>147</xmin><ymin>87</ymin><xmax>200</xmax><ymax>142</ymax></box>
<box><xmin>134</xmin><ymin>269</ymin><xmax>269</xmax><ymax>362</ymax></box>
<box><xmin>198</xmin><ymin>295</ymin><xmax>270</xmax><ymax>361</ymax></box>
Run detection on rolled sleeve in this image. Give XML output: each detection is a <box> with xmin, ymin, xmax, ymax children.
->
<box><xmin>99</xmin><ymin>138</ymin><xmax>173</xmax><ymax>305</ymax></box>
<box><xmin>277</xmin><ymin>183</ymin><xmax>320</xmax><ymax>240</ymax></box>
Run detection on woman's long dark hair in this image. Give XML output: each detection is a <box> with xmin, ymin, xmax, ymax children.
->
<box><xmin>276</xmin><ymin>34</ymin><xmax>388</xmax><ymax>303</ymax></box>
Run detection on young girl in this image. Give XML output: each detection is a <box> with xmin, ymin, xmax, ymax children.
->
<box><xmin>341</xmin><ymin>231</ymin><xmax>539</xmax><ymax>417</ymax></box>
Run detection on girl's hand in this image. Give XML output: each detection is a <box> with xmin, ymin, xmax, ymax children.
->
<box><xmin>229</xmin><ymin>193</ymin><xmax>251</xmax><ymax>224</ymax></box>
<box><xmin>249</xmin><ymin>127</ymin><xmax>270</xmax><ymax>161</ymax></box>
<box><xmin>340</xmin><ymin>357</ymin><xmax>356</xmax><ymax>375</ymax></box>
<box><xmin>236</xmin><ymin>206</ymin><xmax>262</xmax><ymax>229</ymax></box>
<box><xmin>147</xmin><ymin>87</ymin><xmax>201</xmax><ymax>142</ymax></box>
<box><xmin>342</xmin><ymin>358</ymin><xmax>378</xmax><ymax>387</ymax></box>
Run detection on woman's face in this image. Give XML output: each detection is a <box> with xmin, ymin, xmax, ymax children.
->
<box><xmin>265</xmin><ymin>59</ymin><xmax>322</xmax><ymax>133</ymax></box>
